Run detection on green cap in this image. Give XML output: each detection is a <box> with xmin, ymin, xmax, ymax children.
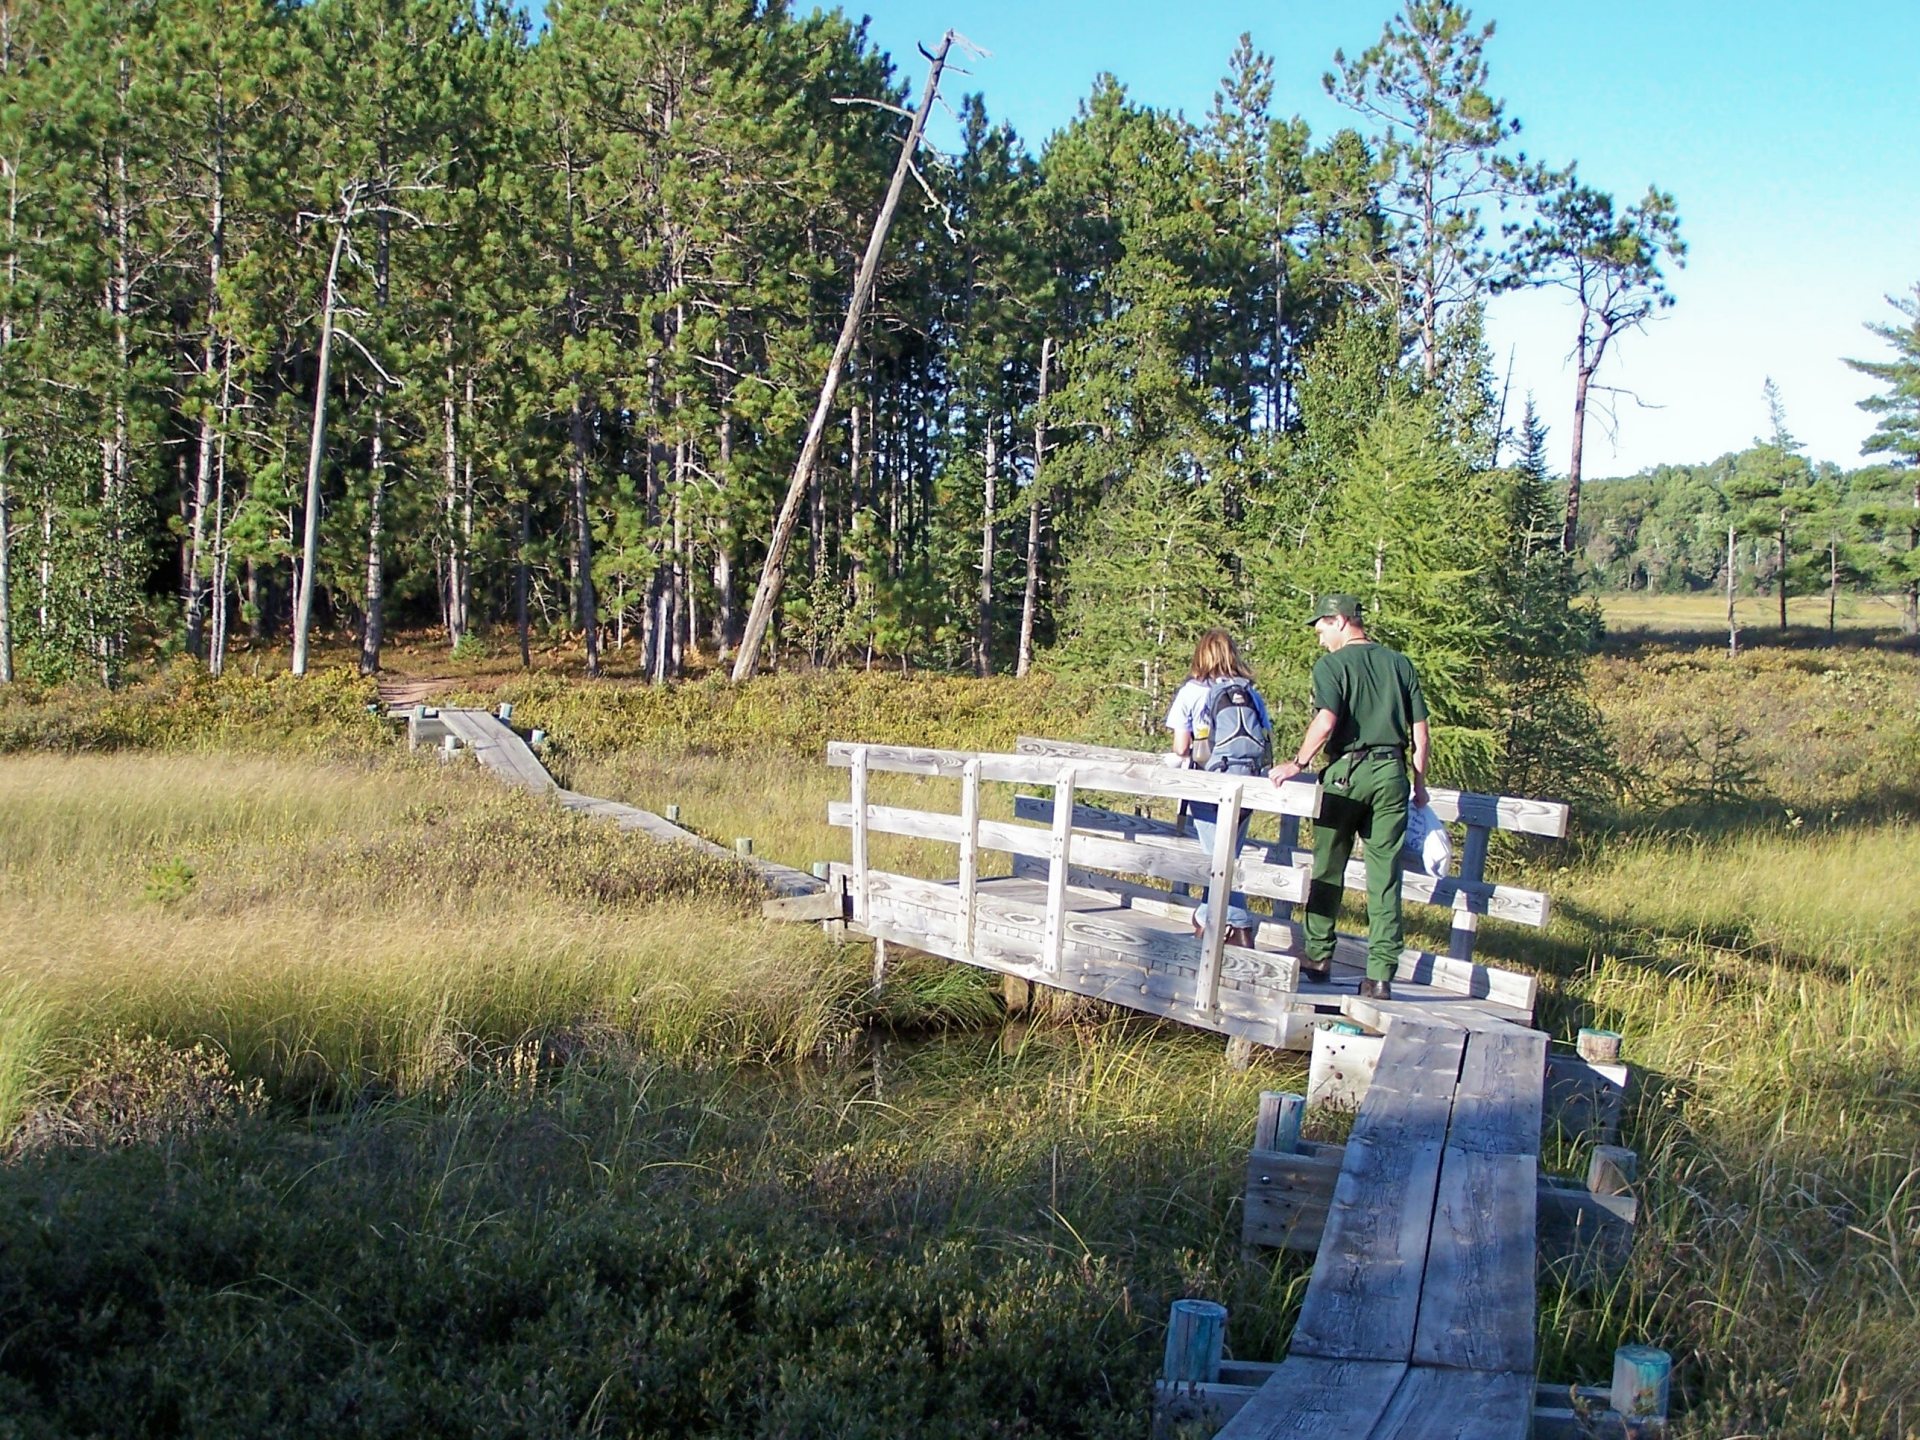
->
<box><xmin>1308</xmin><ymin>593</ymin><xmax>1363</xmax><ymax>626</ymax></box>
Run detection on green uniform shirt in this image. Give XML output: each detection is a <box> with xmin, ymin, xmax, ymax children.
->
<box><xmin>1310</xmin><ymin>641</ymin><xmax>1428</xmax><ymax>759</ymax></box>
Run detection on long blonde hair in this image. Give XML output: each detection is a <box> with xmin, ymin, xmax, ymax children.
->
<box><xmin>1190</xmin><ymin>628</ymin><xmax>1252</xmax><ymax>683</ymax></box>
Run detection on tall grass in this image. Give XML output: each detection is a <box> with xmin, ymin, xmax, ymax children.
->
<box><xmin>0</xmin><ymin>752</ymin><xmax>978</xmax><ymax>1113</ymax></box>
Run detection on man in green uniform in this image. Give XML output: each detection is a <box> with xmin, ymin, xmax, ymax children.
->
<box><xmin>1269</xmin><ymin>594</ymin><xmax>1430</xmax><ymax>1000</ymax></box>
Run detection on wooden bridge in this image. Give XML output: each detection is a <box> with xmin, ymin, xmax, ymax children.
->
<box><xmin>412</xmin><ymin>711</ymin><xmax>1657</xmax><ymax>1437</ymax></box>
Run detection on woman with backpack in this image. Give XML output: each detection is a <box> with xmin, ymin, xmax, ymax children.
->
<box><xmin>1165</xmin><ymin>629</ymin><xmax>1273</xmax><ymax>949</ymax></box>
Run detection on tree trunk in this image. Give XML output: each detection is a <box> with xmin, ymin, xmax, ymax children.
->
<box><xmin>1828</xmin><ymin>536</ymin><xmax>1837</xmax><ymax>634</ymax></box>
<box><xmin>292</xmin><ymin>211</ymin><xmax>352</xmax><ymax>677</ymax></box>
<box><xmin>442</xmin><ymin>337</ymin><xmax>463</xmax><ymax>648</ymax></box>
<box><xmin>569</xmin><ymin>396</ymin><xmax>598</xmax><ymax>677</ymax></box>
<box><xmin>1726</xmin><ymin>524</ymin><xmax>1738</xmax><ymax>658</ymax></box>
<box><xmin>0</xmin><ymin>470</ymin><xmax>12</xmax><ymax>683</ymax></box>
<box><xmin>1562</xmin><ymin>359</ymin><xmax>1592</xmax><ymax>554</ymax></box>
<box><xmin>515</xmin><ymin>494</ymin><xmax>530</xmax><ymax>668</ymax></box>
<box><xmin>1016</xmin><ymin>336</ymin><xmax>1053</xmax><ymax>678</ymax></box>
<box><xmin>185</xmin><ymin>109</ymin><xmax>226</xmax><ymax>661</ymax></box>
<box><xmin>731</xmin><ymin>33</ymin><xmax>954</xmax><ymax>682</ymax></box>
<box><xmin>1777</xmin><ymin>512</ymin><xmax>1788</xmax><ymax>632</ymax></box>
<box><xmin>975</xmin><ymin>417</ymin><xmax>996</xmax><ymax>677</ymax></box>
<box><xmin>359</xmin><ymin>410</ymin><xmax>386</xmax><ymax>676</ymax></box>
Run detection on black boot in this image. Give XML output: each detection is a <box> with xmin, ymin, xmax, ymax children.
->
<box><xmin>1300</xmin><ymin>964</ymin><xmax>1331</xmax><ymax>985</ymax></box>
<box><xmin>1360</xmin><ymin>978</ymin><xmax>1393</xmax><ymax>1001</ymax></box>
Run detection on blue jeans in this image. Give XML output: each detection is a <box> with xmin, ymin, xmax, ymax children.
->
<box><xmin>1188</xmin><ymin>801</ymin><xmax>1254</xmax><ymax>931</ymax></box>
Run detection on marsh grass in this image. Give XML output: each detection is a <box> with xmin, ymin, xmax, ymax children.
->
<box><xmin>4</xmin><ymin>642</ymin><xmax>1920</xmax><ymax>1436</ymax></box>
<box><xmin>0</xmin><ymin>753</ymin><xmax>982</xmax><ymax>1115</ymax></box>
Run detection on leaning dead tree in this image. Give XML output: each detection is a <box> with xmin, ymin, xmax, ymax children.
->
<box><xmin>729</xmin><ymin>32</ymin><xmax>958</xmax><ymax>683</ymax></box>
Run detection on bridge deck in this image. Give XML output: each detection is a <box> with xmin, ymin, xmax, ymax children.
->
<box><xmin>1216</xmin><ymin>1014</ymin><xmax>1547</xmax><ymax>1440</ymax></box>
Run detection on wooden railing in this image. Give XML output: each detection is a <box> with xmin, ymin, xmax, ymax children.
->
<box><xmin>1016</xmin><ymin>736</ymin><xmax>1568</xmax><ymax>965</ymax></box>
<box><xmin>824</xmin><ymin>741</ymin><xmax>1320</xmax><ymax>1023</ymax></box>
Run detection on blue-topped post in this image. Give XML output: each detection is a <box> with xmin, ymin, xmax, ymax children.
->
<box><xmin>1162</xmin><ymin>1299</ymin><xmax>1228</xmax><ymax>1385</ymax></box>
<box><xmin>1611</xmin><ymin>1345</ymin><xmax>1671</xmax><ymax>1436</ymax></box>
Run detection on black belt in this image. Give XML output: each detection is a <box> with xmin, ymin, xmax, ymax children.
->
<box><xmin>1335</xmin><ymin>746</ymin><xmax>1404</xmax><ymax>765</ymax></box>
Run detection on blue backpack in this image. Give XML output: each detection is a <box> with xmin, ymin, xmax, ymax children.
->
<box><xmin>1196</xmin><ymin>678</ymin><xmax>1272</xmax><ymax>776</ymax></box>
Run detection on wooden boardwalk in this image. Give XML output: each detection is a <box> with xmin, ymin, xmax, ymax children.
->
<box><xmin>408</xmin><ymin>706</ymin><xmax>820</xmax><ymax>896</ymax></box>
<box><xmin>421</xmin><ymin>718</ymin><xmax>1590</xmax><ymax>1434</ymax></box>
<box><xmin>798</xmin><ymin>739</ymin><xmax>1573</xmax><ymax>1438</ymax></box>
<box><xmin>1216</xmin><ymin>1012</ymin><xmax>1548</xmax><ymax>1439</ymax></box>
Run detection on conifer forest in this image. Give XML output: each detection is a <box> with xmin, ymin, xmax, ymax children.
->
<box><xmin>0</xmin><ymin>0</ymin><xmax>1911</xmax><ymax>751</ymax></box>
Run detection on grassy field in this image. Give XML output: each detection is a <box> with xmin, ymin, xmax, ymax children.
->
<box><xmin>1</xmin><ymin>636</ymin><xmax>1917</xmax><ymax>1437</ymax></box>
<box><xmin>1599</xmin><ymin>588</ymin><xmax>1915</xmax><ymax>644</ymax></box>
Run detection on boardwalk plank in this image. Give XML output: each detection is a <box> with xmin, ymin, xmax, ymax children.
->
<box><xmin>1212</xmin><ymin>1356</ymin><xmax>1407</xmax><ymax>1439</ymax></box>
<box><xmin>1366</xmin><ymin>1366</ymin><xmax>1534</xmax><ymax>1440</ymax></box>
<box><xmin>1288</xmin><ymin>1021</ymin><xmax>1466</xmax><ymax>1362</ymax></box>
<box><xmin>1413</xmin><ymin>1028</ymin><xmax>1548</xmax><ymax>1374</ymax></box>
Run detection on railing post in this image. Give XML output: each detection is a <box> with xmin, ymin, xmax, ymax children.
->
<box><xmin>1041</xmin><ymin>766</ymin><xmax>1077</xmax><ymax>977</ymax></box>
<box><xmin>959</xmin><ymin>758</ymin><xmax>981</xmax><ymax>960</ymax></box>
<box><xmin>1271</xmin><ymin>813</ymin><xmax>1301</xmax><ymax>920</ymax></box>
<box><xmin>850</xmin><ymin>746</ymin><xmax>871</xmax><ymax>924</ymax></box>
<box><xmin>1196</xmin><ymin>780</ymin><xmax>1243</xmax><ymax>1015</ymax></box>
<box><xmin>1447</xmin><ymin>822</ymin><xmax>1491</xmax><ymax>962</ymax></box>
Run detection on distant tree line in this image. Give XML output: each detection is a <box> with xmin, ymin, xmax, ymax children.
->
<box><xmin>0</xmin><ymin>0</ymin><xmax>1714</xmax><ymax>795</ymax></box>
<box><xmin>1573</xmin><ymin>371</ymin><xmax>1920</xmax><ymax>636</ymax></box>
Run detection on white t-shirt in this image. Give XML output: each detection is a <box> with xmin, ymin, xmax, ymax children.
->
<box><xmin>1164</xmin><ymin>677</ymin><xmax>1215</xmax><ymax>747</ymax></box>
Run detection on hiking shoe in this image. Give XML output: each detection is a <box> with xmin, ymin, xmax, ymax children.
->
<box><xmin>1299</xmin><ymin>964</ymin><xmax>1331</xmax><ymax>985</ymax></box>
<box><xmin>1360</xmin><ymin>978</ymin><xmax>1394</xmax><ymax>1001</ymax></box>
<box><xmin>1224</xmin><ymin>925</ymin><xmax>1254</xmax><ymax>949</ymax></box>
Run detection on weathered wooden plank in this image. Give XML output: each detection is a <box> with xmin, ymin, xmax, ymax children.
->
<box><xmin>858</xmin><ymin>907</ymin><xmax>1295</xmax><ymax>1048</ymax></box>
<box><xmin>1196</xmin><ymin>781</ymin><xmax>1245</xmax><ymax>1013</ymax></box>
<box><xmin>1413</xmin><ymin>1027</ymin><xmax>1547</xmax><ymax>1373</ymax></box>
<box><xmin>1210</xmin><ymin>1355</ymin><xmax>1407</xmax><ymax>1439</ymax></box>
<box><xmin>760</xmin><ymin>889</ymin><xmax>845</xmax><ymax>922</ymax></box>
<box><xmin>870</xmin><ymin>873</ymin><xmax>1300</xmax><ymax>991</ymax></box>
<box><xmin>850</xmin><ymin>747</ymin><xmax>871</xmax><ymax>923</ymax></box>
<box><xmin>827</xmin><ymin>741</ymin><xmax>1319</xmax><ymax>818</ymax></box>
<box><xmin>1368</xmin><ymin>1365</ymin><xmax>1535</xmax><ymax>1440</ymax></box>
<box><xmin>1042</xmin><ymin>770</ymin><xmax>1076</xmax><ymax>976</ymax></box>
<box><xmin>1444</xmin><ymin>1026</ymin><xmax>1548</xmax><ymax>1156</ymax></box>
<box><xmin>1244</xmin><ymin>1147</ymin><xmax>1636</xmax><ymax>1273</ymax></box>
<box><xmin>1290</xmin><ymin>1022</ymin><xmax>1467</xmax><ymax>1362</ymax></box>
<box><xmin>1543</xmin><ymin>1053</ymin><xmax>1631</xmax><ymax>1144</ymax></box>
<box><xmin>1011</xmin><ymin>795</ymin><xmax>1549</xmax><ymax>927</ymax></box>
<box><xmin>836</xmin><ymin>802</ymin><xmax>1312</xmax><ymax>905</ymax></box>
<box><xmin>1015</xmin><ymin>736</ymin><xmax>1569</xmax><ymax>838</ymax></box>
<box><xmin>958</xmin><ymin>759</ymin><xmax>981</xmax><ymax>957</ymax></box>
<box><xmin>1242</xmin><ymin>1142</ymin><xmax>1344</xmax><ymax>1251</ymax></box>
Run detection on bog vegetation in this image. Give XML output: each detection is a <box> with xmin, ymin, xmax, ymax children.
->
<box><xmin>1</xmin><ymin>633</ymin><xmax>1918</xmax><ymax>1438</ymax></box>
<box><xmin>2</xmin><ymin>0</ymin><xmax>1918</xmax><ymax>1433</ymax></box>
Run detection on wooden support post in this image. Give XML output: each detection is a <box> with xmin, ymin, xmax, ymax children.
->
<box><xmin>496</xmin><ymin>701</ymin><xmax>513</xmax><ymax>722</ymax></box>
<box><xmin>1196</xmin><ymin>781</ymin><xmax>1243</xmax><ymax>1015</ymax></box>
<box><xmin>851</xmin><ymin>746</ymin><xmax>871</xmax><ymax>924</ymax></box>
<box><xmin>1578</xmin><ymin>1027</ymin><xmax>1624</xmax><ymax>1064</ymax></box>
<box><xmin>1161</xmin><ymin>1300</ymin><xmax>1228</xmax><ymax>1385</ymax></box>
<box><xmin>1271</xmin><ymin>815</ymin><xmax>1301</xmax><ymax>920</ymax></box>
<box><xmin>959</xmin><ymin>758</ymin><xmax>981</xmax><ymax>960</ymax></box>
<box><xmin>1041</xmin><ymin>766</ymin><xmax>1076</xmax><ymax>977</ymax></box>
<box><xmin>734</xmin><ymin>836</ymin><xmax>754</xmax><ymax>857</ymax></box>
<box><xmin>810</xmin><ymin>861</ymin><xmax>831</xmax><ymax>881</ymax></box>
<box><xmin>1225</xmin><ymin>1036</ymin><xmax>1255</xmax><ymax>1071</ymax></box>
<box><xmin>1254</xmin><ymin>1091</ymin><xmax>1306</xmax><ymax>1154</ymax></box>
<box><xmin>529</xmin><ymin>728</ymin><xmax>545</xmax><ymax>750</ymax></box>
<box><xmin>872</xmin><ymin>937</ymin><xmax>888</xmax><ymax>996</ymax></box>
<box><xmin>1447</xmin><ymin>822</ymin><xmax>1491</xmax><ymax>962</ymax></box>
<box><xmin>440</xmin><ymin>734</ymin><xmax>460</xmax><ymax>760</ymax></box>
<box><xmin>666</xmin><ymin>803</ymin><xmax>681</xmax><ymax>822</ymax></box>
<box><xmin>1611</xmin><ymin>1345</ymin><xmax>1671</xmax><ymax>1436</ymax></box>
<box><xmin>1588</xmin><ymin>1145</ymin><xmax>1638</xmax><ymax>1196</ymax></box>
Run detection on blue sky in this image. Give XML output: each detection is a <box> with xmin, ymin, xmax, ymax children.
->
<box><xmin>835</xmin><ymin>0</ymin><xmax>1920</xmax><ymax>477</ymax></box>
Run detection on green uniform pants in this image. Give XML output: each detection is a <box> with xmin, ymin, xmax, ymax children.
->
<box><xmin>1304</xmin><ymin>752</ymin><xmax>1409</xmax><ymax>982</ymax></box>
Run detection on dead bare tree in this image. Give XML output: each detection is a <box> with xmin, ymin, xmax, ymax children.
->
<box><xmin>729</xmin><ymin>32</ymin><xmax>958</xmax><ymax>683</ymax></box>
